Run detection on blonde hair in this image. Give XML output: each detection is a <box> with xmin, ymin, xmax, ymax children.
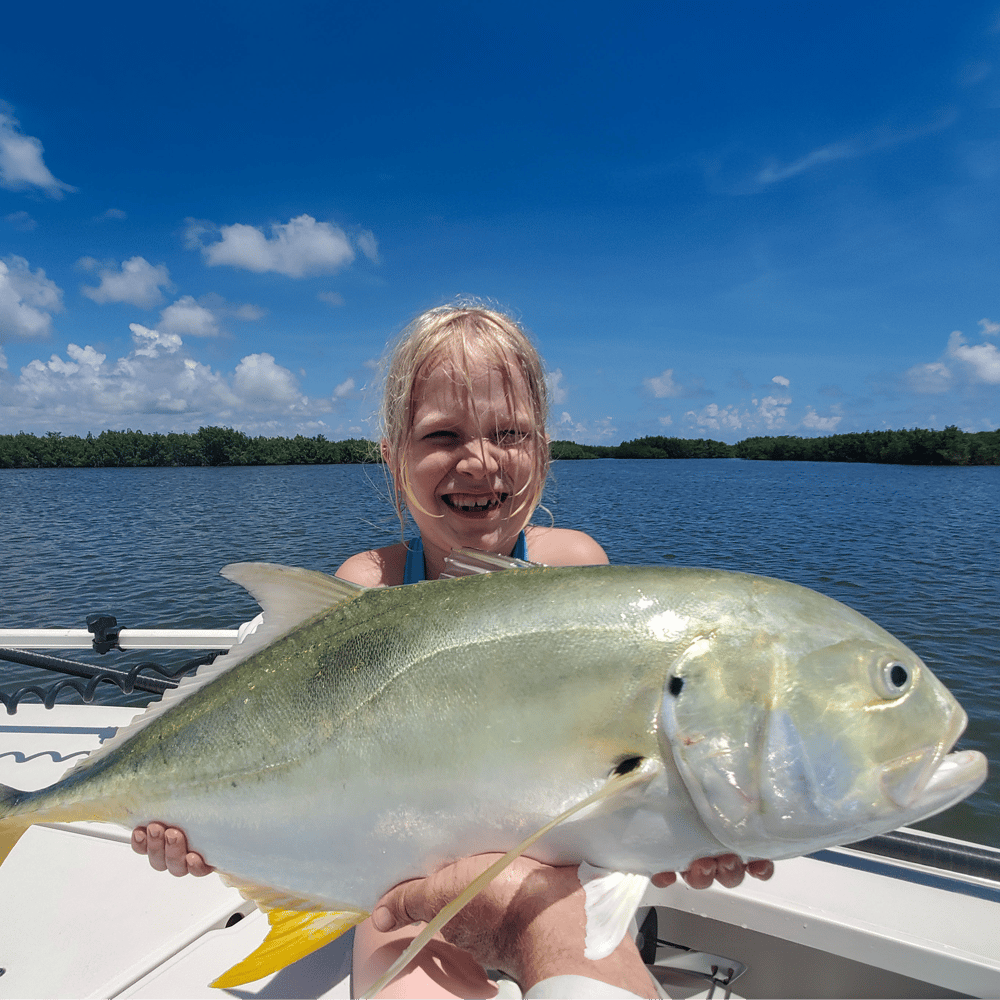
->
<box><xmin>380</xmin><ymin>302</ymin><xmax>550</xmax><ymax>532</ymax></box>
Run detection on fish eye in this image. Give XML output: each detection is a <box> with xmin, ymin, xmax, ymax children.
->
<box><xmin>875</xmin><ymin>660</ymin><xmax>912</xmax><ymax>698</ymax></box>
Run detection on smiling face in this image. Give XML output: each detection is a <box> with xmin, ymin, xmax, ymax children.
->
<box><xmin>391</xmin><ymin>346</ymin><xmax>542</xmax><ymax>573</ymax></box>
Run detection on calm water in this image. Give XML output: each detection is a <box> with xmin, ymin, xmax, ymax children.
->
<box><xmin>1</xmin><ymin>460</ymin><xmax>998</xmax><ymax>848</ymax></box>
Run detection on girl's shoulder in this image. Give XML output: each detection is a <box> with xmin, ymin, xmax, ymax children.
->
<box><xmin>336</xmin><ymin>542</ymin><xmax>408</xmax><ymax>587</ymax></box>
<box><xmin>525</xmin><ymin>525</ymin><xmax>609</xmax><ymax>567</ymax></box>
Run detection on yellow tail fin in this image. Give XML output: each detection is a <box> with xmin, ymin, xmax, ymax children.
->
<box><xmin>0</xmin><ymin>783</ymin><xmax>34</xmax><ymax>868</ymax></box>
<box><xmin>211</xmin><ymin>908</ymin><xmax>368</xmax><ymax>989</ymax></box>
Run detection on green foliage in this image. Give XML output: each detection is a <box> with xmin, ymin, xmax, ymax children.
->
<box><xmin>733</xmin><ymin>427</ymin><xmax>1000</xmax><ymax>466</ymax></box>
<box><xmin>1</xmin><ymin>426</ymin><xmax>996</xmax><ymax>469</ymax></box>
<box><xmin>0</xmin><ymin>428</ymin><xmax>381</xmax><ymax>469</ymax></box>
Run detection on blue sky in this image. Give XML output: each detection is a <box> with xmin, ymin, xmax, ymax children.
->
<box><xmin>1</xmin><ymin>1</ymin><xmax>998</xmax><ymax>444</ymax></box>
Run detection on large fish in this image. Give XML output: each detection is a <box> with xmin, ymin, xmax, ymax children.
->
<box><xmin>0</xmin><ymin>555</ymin><xmax>987</xmax><ymax>990</ymax></box>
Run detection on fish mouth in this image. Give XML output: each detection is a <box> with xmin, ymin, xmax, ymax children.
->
<box><xmin>442</xmin><ymin>492</ymin><xmax>510</xmax><ymax>514</ymax></box>
<box><xmin>879</xmin><ymin>708</ymin><xmax>988</xmax><ymax>813</ymax></box>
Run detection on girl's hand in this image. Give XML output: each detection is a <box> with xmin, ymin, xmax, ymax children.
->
<box><xmin>652</xmin><ymin>855</ymin><xmax>774</xmax><ymax>891</ymax></box>
<box><xmin>131</xmin><ymin>823</ymin><xmax>213</xmax><ymax>877</ymax></box>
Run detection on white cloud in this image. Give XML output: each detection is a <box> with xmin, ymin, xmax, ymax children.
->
<box><xmin>233</xmin><ymin>303</ymin><xmax>267</xmax><ymax>321</ymax></box>
<box><xmin>979</xmin><ymin>318</ymin><xmax>1000</xmax><ymax>337</ymax></box>
<box><xmin>357</xmin><ymin>229</ymin><xmax>379</xmax><ymax>262</ymax></box>
<box><xmin>189</xmin><ymin>214</ymin><xmax>356</xmax><ymax>278</ymax></box>
<box><xmin>80</xmin><ymin>256</ymin><xmax>172</xmax><ymax>308</ymax></box>
<box><xmin>159</xmin><ymin>296</ymin><xmax>219</xmax><ymax>338</ymax></box>
<box><xmin>801</xmin><ymin>406</ymin><xmax>842</xmax><ymax>431</ymax></box>
<box><xmin>755</xmin><ymin>394</ymin><xmax>790</xmax><ymax>429</ymax></box>
<box><xmin>686</xmin><ymin>403</ymin><xmax>744</xmax><ymax>432</ymax></box>
<box><xmin>644</xmin><ymin>368</ymin><xmax>683</xmax><ymax>398</ymax></box>
<box><xmin>232</xmin><ymin>353</ymin><xmax>303</xmax><ymax>405</ymax></box>
<box><xmin>772</xmin><ymin>375</ymin><xmax>790</xmax><ymax>387</ymax></box>
<box><xmin>4</xmin><ymin>210</ymin><xmax>36</xmax><ymax>231</ymax></box>
<box><xmin>547</xmin><ymin>368</ymin><xmax>567</xmax><ymax>404</ymax></box>
<box><xmin>904</xmin><ymin>360</ymin><xmax>953</xmax><ymax>394</ymax></box>
<box><xmin>318</xmin><ymin>291</ymin><xmax>345</xmax><ymax>307</ymax></box>
<box><xmin>549</xmin><ymin>410</ymin><xmax>616</xmax><ymax>442</ymax></box>
<box><xmin>947</xmin><ymin>329</ymin><xmax>1000</xmax><ymax>384</ymax></box>
<box><xmin>102</xmin><ymin>208</ymin><xmax>127</xmax><ymax>220</ymax></box>
<box><xmin>130</xmin><ymin>323</ymin><xmax>183</xmax><ymax>358</ymax></box>
<box><xmin>4</xmin><ymin>324</ymin><xmax>358</xmax><ymax>433</ymax></box>
<box><xmin>0</xmin><ymin>255</ymin><xmax>64</xmax><ymax>340</ymax></box>
<box><xmin>0</xmin><ymin>108</ymin><xmax>76</xmax><ymax>198</ymax></box>
<box><xmin>658</xmin><ymin>414</ymin><xmax>673</xmax><ymax>426</ymax></box>
<box><xmin>754</xmin><ymin>112</ymin><xmax>955</xmax><ymax>189</ymax></box>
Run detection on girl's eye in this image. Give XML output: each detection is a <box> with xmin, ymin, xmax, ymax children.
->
<box><xmin>497</xmin><ymin>429</ymin><xmax>529</xmax><ymax>444</ymax></box>
<box><xmin>423</xmin><ymin>429</ymin><xmax>458</xmax><ymax>441</ymax></box>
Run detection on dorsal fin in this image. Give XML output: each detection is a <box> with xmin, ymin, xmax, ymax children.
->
<box><xmin>439</xmin><ymin>547</ymin><xmax>540</xmax><ymax>579</ymax></box>
<box><xmin>68</xmin><ymin>563</ymin><xmax>365</xmax><ymax>771</ymax></box>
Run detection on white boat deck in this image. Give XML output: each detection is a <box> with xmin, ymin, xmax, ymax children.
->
<box><xmin>2</xmin><ymin>703</ymin><xmax>999</xmax><ymax>999</ymax></box>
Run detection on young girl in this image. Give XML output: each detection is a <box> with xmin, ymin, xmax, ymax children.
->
<box><xmin>133</xmin><ymin>302</ymin><xmax>772</xmax><ymax>997</ymax></box>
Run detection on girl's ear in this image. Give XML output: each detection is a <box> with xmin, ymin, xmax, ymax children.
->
<box><xmin>380</xmin><ymin>438</ymin><xmax>392</xmax><ymax>465</ymax></box>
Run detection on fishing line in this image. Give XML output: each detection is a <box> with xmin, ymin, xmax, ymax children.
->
<box><xmin>362</xmin><ymin>758</ymin><xmax>662</xmax><ymax>999</ymax></box>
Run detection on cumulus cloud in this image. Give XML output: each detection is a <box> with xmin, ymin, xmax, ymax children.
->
<box><xmin>644</xmin><ymin>368</ymin><xmax>683</xmax><ymax>398</ymax></box>
<box><xmin>905</xmin><ymin>318</ymin><xmax>1000</xmax><ymax>393</ymax></box>
<box><xmin>187</xmin><ymin>214</ymin><xmax>358</xmax><ymax>278</ymax></box>
<box><xmin>772</xmin><ymin>375</ymin><xmax>790</xmax><ymax>387</ymax></box>
<box><xmin>0</xmin><ymin>255</ymin><xmax>64</xmax><ymax>340</ymax></box>
<box><xmin>0</xmin><ymin>107</ymin><xmax>77</xmax><ymax>198</ymax></box>
<box><xmin>685</xmin><ymin>403</ymin><xmax>745</xmax><ymax>432</ymax></box>
<box><xmin>904</xmin><ymin>360</ymin><xmax>953</xmax><ymax>394</ymax></box>
<box><xmin>79</xmin><ymin>256</ymin><xmax>172</xmax><ymax>308</ymax></box>
<box><xmin>947</xmin><ymin>329</ymin><xmax>1000</xmax><ymax>383</ymax></box>
<box><xmin>754</xmin><ymin>394</ymin><xmax>791</xmax><ymax>429</ymax></box>
<box><xmin>130</xmin><ymin>323</ymin><xmax>182</xmax><ymax>358</ymax></box>
<box><xmin>233</xmin><ymin>353</ymin><xmax>302</xmax><ymax>405</ymax></box>
<box><xmin>684</xmin><ymin>389</ymin><xmax>793</xmax><ymax>436</ymax></box>
<box><xmin>4</xmin><ymin>323</ymin><xmax>359</xmax><ymax>433</ymax></box>
<box><xmin>159</xmin><ymin>296</ymin><xmax>219</xmax><ymax>338</ymax></box>
<box><xmin>546</xmin><ymin>368</ymin><xmax>567</xmax><ymax>404</ymax></box>
<box><xmin>550</xmin><ymin>410</ymin><xmax>616</xmax><ymax>442</ymax></box>
<box><xmin>801</xmin><ymin>406</ymin><xmax>842</xmax><ymax>431</ymax></box>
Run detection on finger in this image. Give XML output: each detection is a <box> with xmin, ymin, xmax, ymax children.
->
<box><xmin>144</xmin><ymin>822</ymin><xmax>168</xmax><ymax>871</ymax></box>
<box><xmin>131</xmin><ymin>827</ymin><xmax>148</xmax><ymax>856</ymax></box>
<box><xmin>748</xmin><ymin>859</ymin><xmax>775</xmax><ymax>881</ymax></box>
<box><xmin>713</xmin><ymin>854</ymin><xmax>745</xmax><ymax>889</ymax></box>
<box><xmin>164</xmin><ymin>827</ymin><xmax>192</xmax><ymax>877</ymax></box>
<box><xmin>185</xmin><ymin>851</ymin><xmax>214</xmax><ymax>877</ymax></box>
<box><xmin>371</xmin><ymin>878</ymin><xmax>424</xmax><ymax>932</ymax></box>
<box><xmin>681</xmin><ymin>857</ymin><xmax>717</xmax><ymax>890</ymax></box>
<box><xmin>650</xmin><ymin>871</ymin><xmax>678</xmax><ymax>888</ymax></box>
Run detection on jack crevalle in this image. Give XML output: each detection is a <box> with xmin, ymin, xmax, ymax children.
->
<box><xmin>0</xmin><ymin>555</ymin><xmax>987</xmax><ymax>989</ymax></box>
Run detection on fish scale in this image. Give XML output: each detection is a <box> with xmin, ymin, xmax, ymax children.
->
<box><xmin>0</xmin><ymin>558</ymin><xmax>987</xmax><ymax>989</ymax></box>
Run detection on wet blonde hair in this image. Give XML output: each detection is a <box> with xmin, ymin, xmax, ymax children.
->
<box><xmin>380</xmin><ymin>302</ymin><xmax>550</xmax><ymax>531</ymax></box>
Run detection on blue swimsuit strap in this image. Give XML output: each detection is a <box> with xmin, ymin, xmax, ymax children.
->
<box><xmin>403</xmin><ymin>530</ymin><xmax>528</xmax><ymax>584</ymax></box>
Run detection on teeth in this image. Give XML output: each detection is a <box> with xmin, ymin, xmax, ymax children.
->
<box><xmin>446</xmin><ymin>493</ymin><xmax>509</xmax><ymax>512</ymax></box>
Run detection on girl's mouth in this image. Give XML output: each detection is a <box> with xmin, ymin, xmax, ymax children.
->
<box><xmin>442</xmin><ymin>492</ymin><xmax>510</xmax><ymax>513</ymax></box>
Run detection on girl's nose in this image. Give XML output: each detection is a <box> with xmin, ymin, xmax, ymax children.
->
<box><xmin>455</xmin><ymin>438</ymin><xmax>501</xmax><ymax>476</ymax></box>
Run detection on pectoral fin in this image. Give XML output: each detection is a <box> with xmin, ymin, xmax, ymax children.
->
<box><xmin>577</xmin><ymin>862</ymin><xmax>651</xmax><ymax>960</ymax></box>
<box><xmin>211</xmin><ymin>907</ymin><xmax>368</xmax><ymax>989</ymax></box>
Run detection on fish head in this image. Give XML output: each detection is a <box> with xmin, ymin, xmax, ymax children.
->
<box><xmin>656</xmin><ymin>575</ymin><xmax>987</xmax><ymax>860</ymax></box>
